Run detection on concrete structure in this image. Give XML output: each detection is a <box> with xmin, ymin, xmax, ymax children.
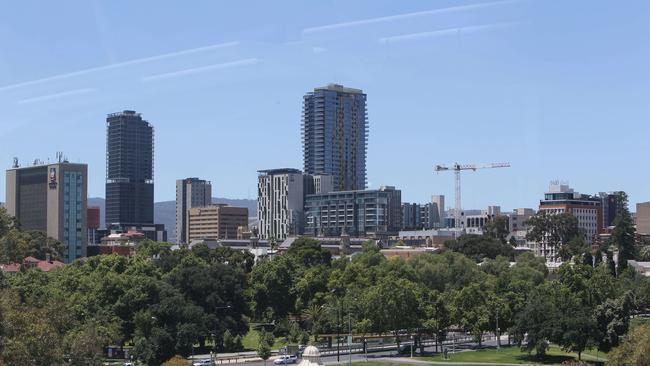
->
<box><xmin>279</xmin><ymin>236</ymin><xmax>379</xmax><ymax>257</ymax></box>
<box><xmin>401</xmin><ymin>202</ymin><xmax>438</xmax><ymax>230</ymax></box>
<box><xmin>391</xmin><ymin>228</ymin><xmax>457</xmax><ymax>247</ymax></box>
<box><xmin>297</xmin><ymin>346</ymin><xmax>322</xmax><ymax>366</ymax></box>
<box><xmin>507</xmin><ymin>208</ymin><xmax>536</xmax><ymax>249</ymax></box>
<box><xmin>304</xmin><ymin>186</ymin><xmax>402</xmax><ymax>237</ymax></box>
<box><xmin>187</xmin><ymin>204</ymin><xmax>248</xmax><ymax>241</ymax></box>
<box><xmin>628</xmin><ymin>260</ymin><xmax>650</xmax><ymax>277</ymax></box>
<box><xmin>307</xmin><ymin>174</ymin><xmax>334</xmax><ymax>195</ymax></box>
<box><xmin>106</xmin><ymin>223</ymin><xmax>167</xmax><ymax>242</ymax></box>
<box><xmin>637</xmin><ymin>201</ymin><xmax>650</xmax><ymax>235</ymax></box>
<box><xmin>538</xmin><ymin>182</ymin><xmax>603</xmax><ymax>259</ymax></box>
<box><xmin>464</xmin><ymin>206</ymin><xmax>503</xmax><ymax>234</ymax></box>
<box><xmin>302</xmin><ymin>84</ymin><xmax>368</xmax><ymax>191</ymax></box>
<box><xmin>105</xmin><ymin>110</ymin><xmax>155</xmax><ymax>226</ymax></box>
<box><xmin>175</xmin><ymin>177</ymin><xmax>212</xmax><ymax>243</ymax></box>
<box><xmin>257</xmin><ymin>169</ymin><xmax>307</xmax><ymax>240</ymax></box>
<box><xmin>431</xmin><ymin>195</ymin><xmax>445</xmax><ymax>225</ymax></box>
<box><xmin>6</xmin><ymin>161</ymin><xmax>88</xmax><ymax>263</ymax></box>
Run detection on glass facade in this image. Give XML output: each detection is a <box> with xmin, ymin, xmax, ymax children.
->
<box><xmin>302</xmin><ymin>84</ymin><xmax>368</xmax><ymax>191</ymax></box>
<box><xmin>63</xmin><ymin>171</ymin><xmax>84</xmax><ymax>262</ymax></box>
<box><xmin>304</xmin><ymin>187</ymin><xmax>401</xmax><ymax>237</ymax></box>
<box><xmin>105</xmin><ymin>110</ymin><xmax>154</xmax><ymax>225</ymax></box>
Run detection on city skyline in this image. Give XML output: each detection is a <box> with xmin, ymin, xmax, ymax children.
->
<box><xmin>1</xmin><ymin>0</ymin><xmax>649</xmax><ymax>210</ymax></box>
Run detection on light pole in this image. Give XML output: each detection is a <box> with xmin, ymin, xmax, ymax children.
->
<box><xmin>410</xmin><ymin>335</ymin><xmax>414</xmax><ymax>358</ymax></box>
<box><xmin>496</xmin><ymin>306</ymin><xmax>500</xmax><ymax>350</ymax></box>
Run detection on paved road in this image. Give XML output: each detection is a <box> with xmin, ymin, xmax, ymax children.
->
<box><xmin>191</xmin><ymin>337</ymin><xmax>505</xmax><ymax>366</ymax></box>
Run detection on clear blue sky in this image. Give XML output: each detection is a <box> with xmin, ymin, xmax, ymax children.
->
<box><xmin>1</xmin><ymin>0</ymin><xmax>649</xmax><ymax>211</ymax></box>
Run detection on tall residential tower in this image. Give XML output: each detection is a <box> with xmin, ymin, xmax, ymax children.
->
<box><xmin>105</xmin><ymin>110</ymin><xmax>154</xmax><ymax>226</ymax></box>
<box><xmin>302</xmin><ymin>84</ymin><xmax>368</xmax><ymax>191</ymax></box>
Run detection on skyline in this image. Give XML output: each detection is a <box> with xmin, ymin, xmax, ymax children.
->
<box><xmin>1</xmin><ymin>0</ymin><xmax>649</xmax><ymax>210</ymax></box>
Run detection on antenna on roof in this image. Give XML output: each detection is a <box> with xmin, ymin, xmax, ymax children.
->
<box><xmin>12</xmin><ymin>157</ymin><xmax>19</xmax><ymax>168</ymax></box>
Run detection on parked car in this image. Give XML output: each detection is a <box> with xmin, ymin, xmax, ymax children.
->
<box><xmin>273</xmin><ymin>355</ymin><xmax>298</xmax><ymax>365</ymax></box>
<box><xmin>193</xmin><ymin>360</ymin><xmax>212</xmax><ymax>366</ymax></box>
<box><xmin>397</xmin><ymin>344</ymin><xmax>414</xmax><ymax>355</ymax></box>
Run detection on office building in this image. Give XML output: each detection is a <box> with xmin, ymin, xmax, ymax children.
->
<box><xmin>176</xmin><ymin>178</ymin><xmax>212</xmax><ymax>243</ymax></box>
<box><xmin>105</xmin><ymin>110</ymin><xmax>154</xmax><ymax>226</ymax></box>
<box><xmin>598</xmin><ymin>192</ymin><xmax>621</xmax><ymax>228</ymax></box>
<box><xmin>538</xmin><ymin>182</ymin><xmax>603</xmax><ymax>259</ymax></box>
<box><xmin>6</xmin><ymin>161</ymin><xmax>87</xmax><ymax>263</ymax></box>
<box><xmin>257</xmin><ymin>169</ymin><xmax>307</xmax><ymax>240</ymax></box>
<box><xmin>302</xmin><ymin>84</ymin><xmax>368</xmax><ymax>191</ymax></box>
<box><xmin>304</xmin><ymin>186</ymin><xmax>402</xmax><ymax>237</ymax></box>
<box><xmin>402</xmin><ymin>200</ymin><xmax>443</xmax><ymax>230</ymax></box>
<box><xmin>431</xmin><ymin>195</ymin><xmax>445</xmax><ymax>224</ymax></box>
<box><xmin>187</xmin><ymin>204</ymin><xmax>248</xmax><ymax>241</ymax></box>
<box><xmin>637</xmin><ymin>202</ymin><xmax>650</xmax><ymax>235</ymax></box>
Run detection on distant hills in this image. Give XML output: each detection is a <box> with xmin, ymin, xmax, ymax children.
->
<box><xmin>88</xmin><ymin>197</ymin><xmax>257</xmax><ymax>242</ymax></box>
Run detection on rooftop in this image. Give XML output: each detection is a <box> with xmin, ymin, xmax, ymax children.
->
<box><xmin>257</xmin><ymin>168</ymin><xmax>302</xmax><ymax>175</ymax></box>
<box><xmin>314</xmin><ymin>83</ymin><xmax>364</xmax><ymax>94</ymax></box>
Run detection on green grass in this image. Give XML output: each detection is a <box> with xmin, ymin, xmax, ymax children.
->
<box><xmin>242</xmin><ymin>328</ymin><xmax>286</xmax><ymax>351</ymax></box>
<box><xmin>415</xmin><ymin>345</ymin><xmax>604</xmax><ymax>365</ymax></box>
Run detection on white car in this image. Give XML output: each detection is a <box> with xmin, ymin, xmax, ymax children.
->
<box><xmin>193</xmin><ymin>360</ymin><xmax>212</xmax><ymax>366</ymax></box>
<box><xmin>273</xmin><ymin>355</ymin><xmax>298</xmax><ymax>365</ymax></box>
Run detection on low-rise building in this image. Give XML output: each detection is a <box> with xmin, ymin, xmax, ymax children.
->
<box><xmin>636</xmin><ymin>202</ymin><xmax>650</xmax><ymax>235</ymax></box>
<box><xmin>187</xmin><ymin>204</ymin><xmax>249</xmax><ymax>241</ymax></box>
<box><xmin>304</xmin><ymin>186</ymin><xmax>402</xmax><ymax>237</ymax></box>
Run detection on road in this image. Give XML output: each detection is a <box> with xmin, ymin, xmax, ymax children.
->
<box><xmin>190</xmin><ymin>337</ymin><xmax>506</xmax><ymax>366</ymax></box>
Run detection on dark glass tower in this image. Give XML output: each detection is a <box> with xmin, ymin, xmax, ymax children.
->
<box><xmin>105</xmin><ymin>110</ymin><xmax>154</xmax><ymax>225</ymax></box>
<box><xmin>302</xmin><ymin>84</ymin><xmax>368</xmax><ymax>191</ymax></box>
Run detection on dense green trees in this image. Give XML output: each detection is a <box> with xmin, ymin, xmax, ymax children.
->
<box><xmin>443</xmin><ymin>234</ymin><xmax>514</xmax><ymax>262</ymax></box>
<box><xmin>0</xmin><ymin>240</ymin><xmax>251</xmax><ymax>365</ymax></box>
<box><xmin>1</xmin><ymin>206</ymin><xmax>650</xmax><ymax>364</ymax></box>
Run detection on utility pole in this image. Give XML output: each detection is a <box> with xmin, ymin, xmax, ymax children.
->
<box><xmin>496</xmin><ymin>306</ymin><xmax>500</xmax><ymax>350</ymax></box>
<box><xmin>348</xmin><ymin>308</ymin><xmax>352</xmax><ymax>366</ymax></box>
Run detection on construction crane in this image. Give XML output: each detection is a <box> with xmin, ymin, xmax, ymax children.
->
<box><xmin>434</xmin><ymin>162</ymin><xmax>511</xmax><ymax>228</ymax></box>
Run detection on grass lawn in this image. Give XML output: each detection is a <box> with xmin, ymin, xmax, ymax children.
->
<box><xmin>242</xmin><ymin>328</ymin><xmax>286</xmax><ymax>351</ymax></box>
<box><xmin>416</xmin><ymin>345</ymin><xmax>605</xmax><ymax>365</ymax></box>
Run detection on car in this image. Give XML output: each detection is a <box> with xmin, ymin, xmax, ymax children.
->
<box><xmin>273</xmin><ymin>355</ymin><xmax>298</xmax><ymax>365</ymax></box>
<box><xmin>122</xmin><ymin>363</ymin><xmax>135</xmax><ymax>366</ymax></box>
<box><xmin>193</xmin><ymin>360</ymin><xmax>212</xmax><ymax>366</ymax></box>
<box><xmin>397</xmin><ymin>344</ymin><xmax>414</xmax><ymax>355</ymax></box>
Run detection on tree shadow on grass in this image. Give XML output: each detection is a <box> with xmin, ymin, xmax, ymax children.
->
<box><xmin>515</xmin><ymin>353</ymin><xmax>575</xmax><ymax>364</ymax></box>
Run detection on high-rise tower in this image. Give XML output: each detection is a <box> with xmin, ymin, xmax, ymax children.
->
<box><xmin>105</xmin><ymin>110</ymin><xmax>154</xmax><ymax>226</ymax></box>
<box><xmin>302</xmin><ymin>84</ymin><xmax>368</xmax><ymax>191</ymax></box>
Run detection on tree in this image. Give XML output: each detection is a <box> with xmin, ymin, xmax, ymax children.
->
<box><xmin>161</xmin><ymin>355</ymin><xmax>190</xmax><ymax>366</ymax></box>
<box><xmin>421</xmin><ymin>290</ymin><xmax>451</xmax><ymax>353</ymax></box>
<box><xmin>609</xmin><ymin>192</ymin><xmax>636</xmax><ymax>272</ymax></box>
<box><xmin>286</xmin><ymin>237</ymin><xmax>332</xmax><ymax>267</ymax></box>
<box><xmin>483</xmin><ymin>215</ymin><xmax>510</xmax><ymax>244</ymax></box>
<box><xmin>607</xmin><ymin>323</ymin><xmax>650</xmax><ymax>366</ymax></box>
<box><xmin>360</xmin><ymin>277</ymin><xmax>421</xmax><ymax>346</ymax></box>
<box><xmin>594</xmin><ymin>293</ymin><xmax>633</xmax><ymax>352</ymax></box>
<box><xmin>526</xmin><ymin>211</ymin><xmax>580</xmax><ymax>260</ymax></box>
<box><xmin>451</xmin><ymin>283</ymin><xmax>491</xmax><ymax>346</ymax></box>
<box><xmin>444</xmin><ymin>234</ymin><xmax>514</xmax><ymax>262</ymax></box>
<box><xmin>257</xmin><ymin>329</ymin><xmax>273</xmax><ymax>366</ymax></box>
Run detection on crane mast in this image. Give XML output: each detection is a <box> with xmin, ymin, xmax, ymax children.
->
<box><xmin>434</xmin><ymin>162</ymin><xmax>510</xmax><ymax>229</ymax></box>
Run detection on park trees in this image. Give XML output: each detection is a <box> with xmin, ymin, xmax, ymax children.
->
<box><xmin>609</xmin><ymin>192</ymin><xmax>636</xmax><ymax>271</ymax></box>
<box><xmin>526</xmin><ymin>211</ymin><xmax>581</xmax><ymax>260</ymax></box>
<box><xmin>443</xmin><ymin>234</ymin><xmax>514</xmax><ymax>263</ymax></box>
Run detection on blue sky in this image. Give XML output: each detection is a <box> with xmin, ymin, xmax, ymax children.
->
<box><xmin>1</xmin><ymin>0</ymin><xmax>649</xmax><ymax>211</ymax></box>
